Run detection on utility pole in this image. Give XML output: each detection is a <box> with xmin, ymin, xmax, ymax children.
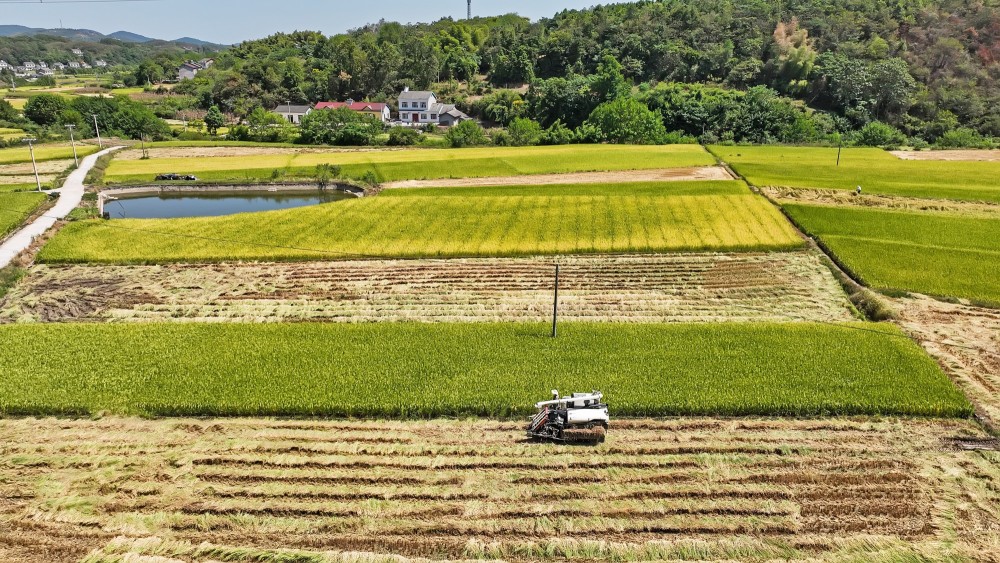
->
<box><xmin>91</xmin><ymin>113</ymin><xmax>103</xmax><ymax>149</ymax></box>
<box><xmin>551</xmin><ymin>264</ymin><xmax>560</xmax><ymax>338</ymax></box>
<box><xmin>22</xmin><ymin>138</ymin><xmax>42</xmax><ymax>192</ymax></box>
<box><xmin>286</xmin><ymin>100</ymin><xmax>292</xmax><ymax>124</ymax></box>
<box><xmin>65</xmin><ymin>124</ymin><xmax>79</xmax><ymax>167</ymax></box>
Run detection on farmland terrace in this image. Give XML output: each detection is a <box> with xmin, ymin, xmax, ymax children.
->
<box><xmin>1</xmin><ymin>417</ymin><xmax>997</xmax><ymax>562</ymax></box>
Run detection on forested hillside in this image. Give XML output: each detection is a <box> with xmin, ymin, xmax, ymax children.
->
<box><xmin>0</xmin><ymin>34</ymin><xmax>220</xmax><ymax>68</ymax></box>
<box><xmin>164</xmin><ymin>0</ymin><xmax>999</xmax><ymax>144</ymax></box>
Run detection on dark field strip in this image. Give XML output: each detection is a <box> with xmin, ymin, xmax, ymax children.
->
<box><xmin>0</xmin><ymin>322</ymin><xmax>970</xmax><ymax>418</ymax></box>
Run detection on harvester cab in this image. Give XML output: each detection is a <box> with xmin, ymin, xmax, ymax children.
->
<box><xmin>527</xmin><ymin>390</ymin><xmax>609</xmax><ymax>444</ymax></box>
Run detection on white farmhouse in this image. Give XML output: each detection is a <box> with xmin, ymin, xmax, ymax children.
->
<box><xmin>22</xmin><ymin>61</ymin><xmax>36</xmax><ymax>71</ymax></box>
<box><xmin>397</xmin><ymin>88</ymin><xmax>470</xmax><ymax>126</ymax></box>
<box><xmin>0</xmin><ymin>60</ymin><xmax>11</xmax><ymax>71</ymax></box>
<box><xmin>71</xmin><ymin>48</ymin><xmax>83</xmax><ymax>56</ymax></box>
<box><xmin>271</xmin><ymin>103</ymin><xmax>313</xmax><ymax>125</ymax></box>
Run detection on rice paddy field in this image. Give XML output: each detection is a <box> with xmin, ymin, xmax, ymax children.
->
<box><xmin>0</xmin><ymin>191</ymin><xmax>47</xmax><ymax>238</ymax></box>
<box><xmin>0</xmin><ymin>322</ymin><xmax>971</xmax><ymax>417</ymax></box>
<box><xmin>784</xmin><ymin>203</ymin><xmax>1000</xmax><ymax>305</ymax></box>
<box><xmin>711</xmin><ymin>145</ymin><xmax>1000</xmax><ymax>202</ymax></box>
<box><xmin>39</xmin><ymin>181</ymin><xmax>803</xmax><ymax>263</ymax></box>
<box><xmin>0</xmin><ymin>252</ymin><xmax>855</xmax><ymax>324</ymax></box>
<box><xmin>1</xmin><ymin>417</ymin><xmax>997</xmax><ymax>563</ymax></box>
<box><xmin>101</xmin><ymin>144</ymin><xmax>718</xmax><ymax>184</ymax></box>
<box><xmin>0</xmin><ymin>142</ymin><xmax>98</xmax><ymax>165</ymax></box>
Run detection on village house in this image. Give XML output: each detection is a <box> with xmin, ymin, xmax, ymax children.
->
<box><xmin>71</xmin><ymin>48</ymin><xmax>83</xmax><ymax>56</ymax></box>
<box><xmin>397</xmin><ymin>88</ymin><xmax>470</xmax><ymax>126</ymax></box>
<box><xmin>177</xmin><ymin>58</ymin><xmax>214</xmax><ymax>81</ymax></box>
<box><xmin>68</xmin><ymin>61</ymin><xmax>81</xmax><ymax>69</ymax></box>
<box><xmin>315</xmin><ymin>100</ymin><xmax>391</xmax><ymax>123</ymax></box>
<box><xmin>52</xmin><ymin>62</ymin><xmax>66</xmax><ymax>71</ymax></box>
<box><xmin>95</xmin><ymin>60</ymin><xmax>108</xmax><ymax>68</ymax></box>
<box><xmin>22</xmin><ymin>61</ymin><xmax>36</xmax><ymax>71</ymax></box>
<box><xmin>80</xmin><ymin>62</ymin><xmax>92</xmax><ymax>69</ymax></box>
<box><xmin>0</xmin><ymin>60</ymin><xmax>11</xmax><ymax>71</ymax></box>
<box><xmin>271</xmin><ymin>103</ymin><xmax>313</xmax><ymax>125</ymax></box>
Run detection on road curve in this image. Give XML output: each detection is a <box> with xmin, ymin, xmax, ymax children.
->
<box><xmin>0</xmin><ymin>146</ymin><xmax>122</xmax><ymax>269</ymax></box>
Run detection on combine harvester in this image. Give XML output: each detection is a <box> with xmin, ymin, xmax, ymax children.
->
<box><xmin>527</xmin><ymin>390</ymin><xmax>609</xmax><ymax>444</ymax></box>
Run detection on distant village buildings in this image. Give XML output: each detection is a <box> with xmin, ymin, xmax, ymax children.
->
<box><xmin>177</xmin><ymin>58</ymin><xmax>214</xmax><ymax>81</ymax></box>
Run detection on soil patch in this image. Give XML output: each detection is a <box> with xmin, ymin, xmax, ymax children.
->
<box><xmin>385</xmin><ymin>166</ymin><xmax>735</xmax><ymax>189</ymax></box>
<box><xmin>891</xmin><ymin>150</ymin><xmax>1000</xmax><ymax>162</ymax></box>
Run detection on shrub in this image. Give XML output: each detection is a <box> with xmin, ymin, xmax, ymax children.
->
<box><xmin>507</xmin><ymin>117</ymin><xmax>543</xmax><ymax>146</ymax></box>
<box><xmin>540</xmin><ymin>120</ymin><xmax>576</xmax><ymax>145</ymax></box>
<box><xmin>444</xmin><ymin>120</ymin><xmax>489</xmax><ymax>148</ymax></box>
<box><xmin>584</xmin><ymin>97</ymin><xmax>667</xmax><ymax>144</ymax></box>
<box><xmin>853</xmin><ymin>121</ymin><xmax>905</xmax><ymax>147</ymax></box>
<box><xmin>387</xmin><ymin>127</ymin><xmax>421</xmax><ymax>146</ymax></box>
<box><xmin>936</xmin><ymin>128</ymin><xmax>993</xmax><ymax>149</ymax></box>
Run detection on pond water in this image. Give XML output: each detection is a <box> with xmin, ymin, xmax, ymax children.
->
<box><xmin>107</xmin><ymin>190</ymin><xmax>353</xmax><ymax>219</ymax></box>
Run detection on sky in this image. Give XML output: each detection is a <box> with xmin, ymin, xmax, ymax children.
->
<box><xmin>1</xmin><ymin>0</ymin><xmax>619</xmax><ymax>45</ymax></box>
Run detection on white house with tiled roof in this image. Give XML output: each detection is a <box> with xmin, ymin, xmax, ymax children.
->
<box><xmin>397</xmin><ymin>88</ymin><xmax>471</xmax><ymax>126</ymax></box>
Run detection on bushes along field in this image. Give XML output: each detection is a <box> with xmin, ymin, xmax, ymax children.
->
<box><xmin>101</xmin><ymin>144</ymin><xmax>718</xmax><ymax>184</ymax></box>
<box><xmin>712</xmin><ymin>146</ymin><xmax>1000</xmax><ymax>203</ymax></box>
<box><xmin>39</xmin><ymin>181</ymin><xmax>803</xmax><ymax>263</ymax></box>
<box><xmin>785</xmin><ymin>204</ymin><xmax>1000</xmax><ymax>304</ymax></box>
<box><xmin>0</xmin><ymin>322</ymin><xmax>971</xmax><ymax>417</ymax></box>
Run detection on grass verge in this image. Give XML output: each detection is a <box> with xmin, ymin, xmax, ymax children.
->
<box><xmin>38</xmin><ymin>181</ymin><xmax>803</xmax><ymax>263</ymax></box>
<box><xmin>0</xmin><ymin>322</ymin><xmax>971</xmax><ymax>418</ymax></box>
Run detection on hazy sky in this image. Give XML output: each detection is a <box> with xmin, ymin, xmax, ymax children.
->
<box><xmin>3</xmin><ymin>0</ymin><xmax>618</xmax><ymax>44</ymax></box>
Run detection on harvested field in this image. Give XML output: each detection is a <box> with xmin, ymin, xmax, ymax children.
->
<box><xmin>0</xmin><ymin>252</ymin><xmax>855</xmax><ymax>324</ymax></box>
<box><xmin>385</xmin><ymin>166</ymin><xmax>734</xmax><ymax>189</ymax></box>
<box><xmin>0</xmin><ymin>159</ymin><xmax>75</xmax><ymax>176</ymax></box>
<box><xmin>763</xmin><ymin>186</ymin><xmax>1000</xmax><ymax>219</ymax></box>
<box><xmin>892</xmin><ymin>149</ymin><xmax>1000</xmax><ymax>161</ymax></box>
<box><xmin>894</xmin><ymin>295</ymin><xmax>1000</xmax><ymax>428</ymax></box>
<box><xmin>0</xmin><ymin>417</ymin><xmax>997</xmax><ymax>562</ymax></box>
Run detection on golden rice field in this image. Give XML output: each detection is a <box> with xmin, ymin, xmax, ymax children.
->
<box><xmin>0</xmin><ymin>417</ymin><xmax>997</xmax><ymax>562</ymax></box>
<box><xmin>40</xmin><ymin>181</ymin><xmax>804</xmax><ymax>263</ymax></box>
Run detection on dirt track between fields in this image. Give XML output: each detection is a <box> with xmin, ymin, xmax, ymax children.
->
<box><xmin>384</xmin><ymin>166</ymin><xmax>734</xmax><ymax>188</ymax></box>
<box><xmin>891</xmin><ymin>150</ymin><xmax>1000</xmax><ymax>161</ymax></box>
<box><xmin>0</xmin><ymin>417</ymin><xmax>996</xmax><ymax>562</ymax></box>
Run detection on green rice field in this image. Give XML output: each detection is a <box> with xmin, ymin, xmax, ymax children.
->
<box><xmin>0</xmin><ymin>192</ymin><xmax>48</xmax><ymax>237</ymax></box>
<box><xmin>103</xmin><ymin>144</ymin><xmax>718</xmax><ymax>184</ymax></box>
<box><xmin>40</xmin><ymin>181</ymin><xmax>803</xmax><ymax>263</ymax></box>
<box><xmin>785</xmin><ymin>203</ymin><xmax>1000</xmax><ymax>304</ymax></box>
<box><xmin>0</xmin><ymin>143</ymin><xmax>99</xmax><ymax>165</ymax></box>
<box><xmin>711</xmin><ymin>146</ymin><xmax>1000</xmax><ymax>203</ymax></box>
<box><xmin>0</xmin><ymin>322</ymin><xmax>971</xmax><ymax>417</ymax></box>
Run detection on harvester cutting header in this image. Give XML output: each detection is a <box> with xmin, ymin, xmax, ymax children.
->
<box><xmin>527</xmin><ymin>390</ymin><xmax>609</xmax><ymax>444</ymax></box>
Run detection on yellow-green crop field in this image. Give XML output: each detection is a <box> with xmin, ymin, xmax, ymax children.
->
<box><xmin>40</xmin><ymin>181</ymin><xmax>803</xmax><ymax>263</ymax></box>
<box><xmin>0</xmin><ymin>322</ymin><xmax>970</xmax><ymax>417</ymax></box>
<box><xmin>103</xmin><ymin>144</ymin><xmax>718</xmax><ymax>184</ymax></box>
<box><xmin>784</xmin><ymin>203</ymin><xmax>1000</xmax><ymax>305</ymax></box>
<box><xmin>712</xmin><ymin>146</ymin><xmax>1000</xmax><ymax>203</ymax></box>
<box><xmin>0</xmin><ymin>191</ymin><xmax>47</xmax><ymax>237</ymax></box>
<box><xmin>0</xmin><ymin>143</ymin><xmax>98</xmax><ymax>165</ymax></box>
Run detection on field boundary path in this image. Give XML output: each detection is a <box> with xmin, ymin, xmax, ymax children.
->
<box><xmin>383</xmin><ymin>166</ymin><xmax>734</xmax><ymax>189</ymax></box>
<box><xmin>0</xmin><ymin>146</ymin><xmax>121</xmax><ymax>269</ymax></box>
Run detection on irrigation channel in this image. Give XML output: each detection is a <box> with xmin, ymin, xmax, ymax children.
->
<box><xmin>99</xmin><ymin>185</ymin><xmax>360</xmax><ymax>219</ymax></box>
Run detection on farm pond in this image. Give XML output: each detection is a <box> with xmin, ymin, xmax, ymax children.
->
<box><xmin>106</xmin><ymin>190</ymin><xmax>354</xmax><ymax>219</ymax></box>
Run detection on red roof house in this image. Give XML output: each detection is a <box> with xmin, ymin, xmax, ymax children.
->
<box><xmin>315</xmin><ymin>100</ymin><xmax>391</xmax><ymax>122</ymax></box>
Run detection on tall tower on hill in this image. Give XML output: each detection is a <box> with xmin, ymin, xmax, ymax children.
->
<box><xmin>467</xmin><ymin>0</ymin><xmax>472</xmax><ymax>20</ymax></box>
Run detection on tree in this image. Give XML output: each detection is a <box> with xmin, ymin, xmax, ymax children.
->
<box><xmin>299</xmin><ymin>107</ymin><xmax>383</xmax><ymax>146</ymax></box>
<box><xmin>853</xmin><ymin>121</ymin><xmax>905</xmax><ymax>147</ymax></box>
<box><xmin>591</xmin><ymin>55</ymin><xmax>630</xmax><ymax>102</ymax></box>
<box><xmin>387</xmin><ymin>127</ymin><xmax>422</xmax><ymax>146</ymax></box>
<box><xmin>764</xmin><ymin>19</ymin><xmax>817</xmax><ymax>96</ymax></box>
<box><xmin>24</xmin><ymin>94</ymin><xmax>68</xmax><ymax>126</ymax></box>
<box><xmin>204</xmin><ymin>106</ymin><xmax>225</xmax><ymax>135</ymax></box>
<box><xmin>0</xmin><ymin>99</ymin><xmax>20</xmax><ymax>123</ymax></box>
<box><xmin>584</xmin><ymin>98</ymin><xmax>667</xmax><ymax>144</ymax></box>
<box><xmin>506</xmin><ymin>117</ymin><xmax>543</xmax><ymax>146</ymax></box>
<box><xmin>444</xmin><ymin>120</ymin><xmax>489</xmax><ymax>147</ymax></box>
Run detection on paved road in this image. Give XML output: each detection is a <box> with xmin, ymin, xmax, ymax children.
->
<box><xmin>0</xmin><ymin>146</ymin><xmax>121</xmax><ymax>269</ymax></box>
